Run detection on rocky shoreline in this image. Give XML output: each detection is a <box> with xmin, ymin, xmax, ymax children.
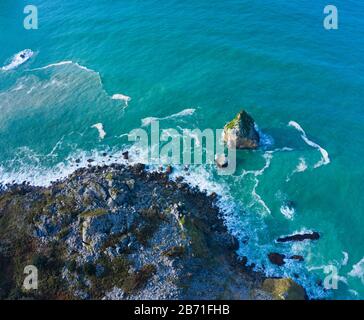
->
<box><xmin>0</xmin><ymin>161</ymin><xmax>307</xmax><ymax>300</ymax></box>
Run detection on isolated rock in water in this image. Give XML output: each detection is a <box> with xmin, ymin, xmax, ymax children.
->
<box><xmin>290</xmin><ymin>255</ymin><xmax>304</xmax><ymax>262</ymax></box>
<box><xmin>268</xmin><ymin>253</ymin><xmax>286</xmax><ymax>266</ymax></box>
<box><xmin>215</xmin><ymin>154</ymin><xmax>228</xmax><ymax>168</ymax></box>
<box><xmin>223</xmin><ymin>110</ymin><xmax>260</xmax><ymax>149</ymax></box>
<box><xmin>276</xmin><ymin>232</ymin><xmax>320</xmax><ymax>243</ymax></box>
<box><xmin>262</xmin><ymin>278</ymin><xmax>306</xmax><ymax>300</ymax></box>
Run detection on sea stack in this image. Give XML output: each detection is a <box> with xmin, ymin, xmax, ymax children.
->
<box><xmin>223</xmin><ymin>110</ymin><xmax>260</xmax><ymax>149</ymax></box>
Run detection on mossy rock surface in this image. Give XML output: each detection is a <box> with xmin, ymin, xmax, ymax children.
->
<box><xmin>262</xmin><ymin>278</ymin><xmax>306</xmax><ymax>300</ymax></box>
<box><xmin>223</xmin><ymin>110</ymin><xmax>260</xmax><ymax>149</ymax></box>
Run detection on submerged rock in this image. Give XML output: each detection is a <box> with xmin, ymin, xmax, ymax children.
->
<box><xmin>223</xmin><ymin>110</ymin><xmax>260</xmax><ymax>149</ymax></box>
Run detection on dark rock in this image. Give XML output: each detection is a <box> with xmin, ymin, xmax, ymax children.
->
<box><xmin>122</xmin><ymin>151</ymin><xmax>129</xmax><ymax>160</ymax></box>
<box><xmin>209</xmin><ymin>192</ymin><xmax>217</xmax><ymax>200</ymax></box>
<box><xmin>165</xmin><ymin>165</ymin><xmax>173</xmax><ymax>175</ymax></box>
<box><xmin>131</xmin><ymin>163</ymin><xmax>145</xmax><ymax>174</ymax></box>
<box><xmin>215</xmin><ymin>154</ymin><xmax>228</xmax><ymax>168</ymax></box>
<box><xmin>290</xmin><ymin>255</ymin><xmax>304</xmax><ymax>262</ymax></box>
<box><xmin>277</xmin><ymin>232</ymin><xmax>320</xmax><ymax>243</ymax></box>
<box><xmin>229</xmin><ymin>236</ymin><xmax>240</xmax><ymax>251</ymax></box>
<box><xmin>0</xmin><ymin>158</ymin><xmax>307</xmax><ymax>300</ymax></box>
<box><xmin>268</xmin><ymin>253</ymin><xmax>286</xmax><ymax>266</ymax></box>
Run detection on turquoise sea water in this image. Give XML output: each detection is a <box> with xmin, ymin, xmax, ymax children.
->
<box><xmin>1</xmin><ymin>0</ymin><xmax>363</xmax><ymax>299</ymax></box>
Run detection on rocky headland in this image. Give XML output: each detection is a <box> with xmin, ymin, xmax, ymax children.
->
<box><xmin>0</xmin><ymin>162</ymin><xmax>307</xmax><ymax>300</ymax></box>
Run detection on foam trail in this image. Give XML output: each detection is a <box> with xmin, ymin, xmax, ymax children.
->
<box><xmin>280</xmin><ymin>205</ymin><xmax>295</xmax><ymax>219</ymax></box>
<box><xmin>286</xmin><ymin>157</ymin><xmax>308</xmax><ymax>182</ymax></box>
<box><xmin>176</xmin><ymin>125</ymin><xmax>202</xmax><ymax>147</ymax></box>
<box><xmin>348</xmin><ymin>257</ymin><xmax>364</xmax><ymax>283</ymax></box>
<box><xmin>1</xmin><ymin>49</ymin><xmax>34</xmax><ymax>71</ymax></box>
<box><xmin>241</xmin><ymin>148</ymin><xmax>293</xmax><ymax>215</ymax></box>
<box><xmin>296</xmin><ymin>157</ymin><xmax>308</xmax><ymax>172</ymax></box>
<box><xmin>47</xmin><ymin>136</ymin><xmax>65</xmax><ymax>157</ymax></box>
<box><xmin>30</xmin><ymin>60</ymin><xmax>97</xmax><ymax>74</ymax></box>
<box><xmin>28</xmin><ymin>60</ymin><xmax>119</xmax><ymax>100</ymax></box>
<box><xmin>349</xmin><ymin>289</ymin><xmax>359</xmax><ymax>297</ymax></box>
<box><xmin>342</xmin><ymin>251</ymin><xmax>349</xmax><ymax>266</ymax></box>
<box><xmin>141</xmin><ymin>108</ymin><xmax>196</xmax><ymax>126</ymax></box>
<box><xmin>288</xmin><ymin>121</ymin><xmax>330</xmax><ymax>168</ymax></box>
<box><xmin>112</xmin><ymin>94</ymin><xmax>131</xmax><ymax>106</ymax></box>
<box><xmin>30</xmin><ymin>61</ymin><xmax>73</xmax><ymax>70</ymax></box>
<box><xmin>241</xmin><ymin>152</ymin><xmax>273</xmax><ymax>215</ymax></box>
<box><xmin>91</xmin><ymin>123</ymin><xmax>106</xmax><ymax>140</ymax></box>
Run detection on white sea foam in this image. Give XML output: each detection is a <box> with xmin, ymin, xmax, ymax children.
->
<box><xmin>240</xmin><ymin>147</ymin><xmax>293</xmax><ymax>216</ymax></box>
<box><xmin>349</xmin><ymin>289</ymin><xmax>359</xmax><ymax>297</ymax></box>
<box><xmin>47</xmin><ymin>136</ymin><xmax>65</xmax><ymax>158</ymax></box>
<box><xmin>348</xmin><ymin>257</ymin><xmax>364</xmax><ymax>284</ymax></box>
<box><xmin>1</xmin><ymin>49</ymin><xmax>34</xmax><ymax>71</ymax></box>
<box><xmin>28</xmin><ymin>60</ymin><xmax>105</xmax><ymax>90</ymax></box>
<box><xmin>254</xmin><ymin>124</ymin><xmax>274</xmax><ymax>148</ymax></box>
<box><xmin>280</xmin><ymin>205</ymin><xmax>295</xmax><ymax>220</ymax></box>
<box><xmin>342</xmin><ymin>251</ymin><xmax>349</xmax><ymax>266</ymax></box>
<box><xmin>30</xmin><ymin>60</ymin><xmax>96</xmax><ymax>74</ymax></box>
<box><xmin>26</xmin><ymin>60</ymin><xmax>131</xmax><ymax>112</ymax></box>
<box><xmin>286</xmin><ymin>157</ymin><xmax>308</xmax><ymax>182</ymax></box>
<box><xmin>296</xmin><ymin>157</ymin><xmax>308</xmax><ymax>172</ymax></box>
<box><xmin>241</xmin><ymin>152</ymin><xmax>273</xmax><ymax>215</ymax></box>
<box><xmin>91</xmin><ymin>123</ymin><xmax>106</xmax><ymax>140</ymax></box>
<box><xmin>111</xmin><ymin>94</ymin><xmax>131</xmax><ymax>106</ymax></box>
<box><xmin>288</xmin><ymin>121</ymin><xmax>330</xmax><ymax>168</ymax></box>
<box><xmin>141</xmin><ymin>108</ymin><xmax>196</xmax><ymax>126</ymax></box>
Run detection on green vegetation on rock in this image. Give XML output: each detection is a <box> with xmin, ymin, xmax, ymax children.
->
<box><xmin>262</xmin><ymin>278</ymin><xmax>306</xmax><ymax>300</ymax></box>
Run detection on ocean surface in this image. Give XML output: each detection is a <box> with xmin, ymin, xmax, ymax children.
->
<box><xmin>1</xmin><ymin>0</ymin><xmax>363</xmax><ymax>299</ymax></box>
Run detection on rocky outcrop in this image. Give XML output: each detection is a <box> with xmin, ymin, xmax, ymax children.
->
<box><xmin>268</xmin><ymin>253</ymin><xmax>286</xmax><ymax>266</ymax></box>
<box><xmin>0</xmin><ymin>163</ymin><xmax>307</xmax><ymax>300</ymax></box>
<box><xmin>223</xmin><ymin>110</ymin><xmax>260</xmax><ymax>149</ymax></box>
<box><xmin>215</xmin><ymin>154</ymin><xmax>228</xmax><ymax>168</ymax></box>
<box><xmin>261</xmin><ymin>278</ymin><xmax>306</xmax><ymax>300</ymax></box>
<box><xmin>276</xmin><ymin>232</ymin><xmax>320</xmax><ymax>243</ymax></box>
<box><xmin>268</xmin><ymin>253</ymin><xmax>305</xmax><ymax>266</ymax></box>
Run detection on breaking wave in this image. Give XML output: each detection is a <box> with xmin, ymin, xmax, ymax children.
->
<box><xmin>141</xmin><ymin>108</ymin><xmax>196</xmax><ymax>126</ymax></box>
